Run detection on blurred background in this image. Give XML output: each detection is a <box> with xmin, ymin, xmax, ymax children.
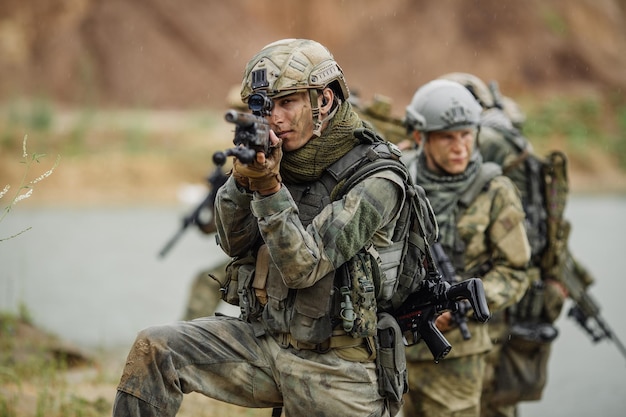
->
<box><xmin>1</xmin><ymin>1</ymin><xmax>626</xmax><ymax>416</ymax></box>
<box><xmin>2</xmin><ymin>0</ymin><xmax>626</xmax><ymax>201</ymax></box>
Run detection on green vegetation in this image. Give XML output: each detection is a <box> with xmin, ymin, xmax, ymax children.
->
<box><xmin>1</xmin><ymin>135</ymin><xmax>60</xmax><ymax>242</ymax></box>
<box><xmin>522</xmin><ymin>94</ymin><xmax>626</xmax><ymax>169</ymax></box>
<box><xmin>540</xmin><ymin>5</ymin><xmax>568</xmax><ymax>37</ymax></box>
<box><xmin>0</xmin><ymin>308</ymin><xmax>110</xmax><ymax>417</ymax></box>
<box><xmin>0</xmin><ymin>99</ymin><xmax>226</xmax><ymax>158</ymax></box>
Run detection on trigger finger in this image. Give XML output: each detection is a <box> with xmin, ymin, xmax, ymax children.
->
<box><xmin>269</xmin><ymin>130</ymin><xmax>281</xmax><ymax>147</ymax></box>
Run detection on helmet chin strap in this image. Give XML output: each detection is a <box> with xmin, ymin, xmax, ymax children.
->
<box><xmin>309</xmin><ymin>89</ymin><xmax>340</xmax><ymax>138</ymax></box>
<box><xmin>309</xmin><ymin>89</ymin><xmax>322</xmax><ymax>137</ymax></box>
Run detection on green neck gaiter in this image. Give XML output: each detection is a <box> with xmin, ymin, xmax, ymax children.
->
<box><xmin>413</xmin><ymin>150</ymin><xmax>482</xmax><ymax>248</ymax></box>
<box><xmin>281</xmin><ymin>101</ymin><xmax>361</xmax><ymax>184</ymax></box>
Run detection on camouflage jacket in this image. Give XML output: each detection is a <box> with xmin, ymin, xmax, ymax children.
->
<box><xmin>406</xmin><ymin>169</ymin><xmax>531</xmax><ymax>360</ymax></box>
<box><xmin>214</xmin><ymin>152</ymin><xmax>407</xmax><ymax>344</ymax></box>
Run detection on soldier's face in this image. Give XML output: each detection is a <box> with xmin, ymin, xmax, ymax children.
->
<box><xmin>423</xmin><ymin>128</ymin><xmax>476</xmax><ymax>175</ymax></box>
<box><xmin>268</xmin><ymin>91</ymin><xmax>315</xmax><ymax>152</ymax></box>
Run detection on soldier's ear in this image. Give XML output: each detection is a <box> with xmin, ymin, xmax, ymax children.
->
<box><xmin>320</xmin><ymin>88</ymin><xmax>334</xmax><ymax>113</ymax></box>
<box><xmin>413</xmin><ymin>130</ymin><xmax>423</xmax><ymax>147</ymax></box>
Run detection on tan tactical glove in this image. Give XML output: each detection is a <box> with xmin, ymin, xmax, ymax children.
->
<box><xmin>232</xmin><ymin>143</ymin><xmax>283</xmax><ymax>194</ymax></box>
<box><xmin>231</xmin><ymin>168</ymin><xmax>250</xmax><ymax>189</ymax></box>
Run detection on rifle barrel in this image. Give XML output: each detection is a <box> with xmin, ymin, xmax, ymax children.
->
<box><xmin>158</xmin><ymin>227</ymin><xmax>186</xmax><ymax>258</ymax></box>
<box><xmin>597</xmin><ymin>316</ymin><xmax>626</xmax><ymax>362</ymax></box>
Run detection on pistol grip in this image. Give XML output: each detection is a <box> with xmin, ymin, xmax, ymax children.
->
<box><xmin>419</xmin><ymin>318</ymin><xmax>452</xmax><ymax>362</ymax></box>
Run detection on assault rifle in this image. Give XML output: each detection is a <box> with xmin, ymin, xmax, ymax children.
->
<box><xmin>159</xmin><ymin>91</ymin><xmax>274</xmax><ymax>258</ymax></box>
<box><xmin>431</xmin><ymin>242</ymin><xmax>472</xmax><ymax>340</ymax></box>
<box><xmin>562</xmin><ymin>252</ymin><xmax>626</xmax><ymax>361</ymax></box>
<box><xmin>214</xmin><ymin>92</ymin><xmax>273</xmax><ymax>164</ymax></box>
<box><xmin>157</xmin><ymin>160</ymin><xmax>228</xmax><ymax>258</ymax></box>
<box><xmin>394</xmin><ymin>276</ymin><xmax>491</xmax><ymax>362</ymax></box>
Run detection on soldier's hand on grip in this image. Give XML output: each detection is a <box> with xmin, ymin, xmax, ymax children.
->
<box><xmin>233</xmin><ymin>137</ymin><xmax>283</xmax><ymax>194</ymax></box>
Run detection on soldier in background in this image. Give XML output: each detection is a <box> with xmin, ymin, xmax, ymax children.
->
<box><xmin>350</xmin><ymin>92</ymin><xmax>407</xmax><ymax>145</ymax></box>
<box><xmin>179</xmin><ymin>85</ymin><xmax>246</xmax><ymax>321</ymax></box>
<box><xmin>437</xmin><ymin>72</ymin><xmax>596</xmax><ymax>417</ymax></box>
<box><xmin>401</xmin><ymin>79</ymin><xmax>531</xmax><ymax>417</ymax></box>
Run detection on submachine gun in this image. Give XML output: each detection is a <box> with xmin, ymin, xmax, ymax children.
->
<box><xmin>393</xmin><ymin>246</ymin><xmax>491</xmax><ymax>362</ymax></box>
<box><xmin>157</xmin><ymin>92</ymin><xmax>274</xmax><ymax>258</ymax></box>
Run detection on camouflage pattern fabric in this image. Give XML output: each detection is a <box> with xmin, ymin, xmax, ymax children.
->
<box><xmin>116</xmin><ymin>145</ymin><xmax>406</xmax><ymax>416</ymax></box>
<box><xmin>480</xmin><ymin>344</ymin><xmax>517</xmax><ymax>417</ymax></box>
<box><xmin>404</xmin><ymin>353</ymin><xmax>487</xmax><ymax>417</ymax></box>
<box><xmin>216</xmin><ymin>170</ymin><xmax>405</xmax><ymax>288</ymax></box>
<box><xmin>353</xmin><ymin>94</ymin><xmax>407</xmax><ymax>145</ymax></box>
<box><xmin>115</xmin><ymin>316</ymin><xmax>386</xmax><ymax>416</ymax></box>
<box><xmin>403</xmin><ymin>163</ymin><xmax>530</xmax><ymax>417</ymax></box>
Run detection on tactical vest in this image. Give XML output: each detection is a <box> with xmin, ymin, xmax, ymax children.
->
<box><xmin>237</xmin><ymin>129</ymin><xmax>434</xmax><ymax>346</ymax></box>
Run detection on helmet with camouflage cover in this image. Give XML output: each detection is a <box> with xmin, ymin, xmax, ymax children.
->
<box><xmin>241</xmin><ymin>38</ymin><xmax>349</xmax><ymax>136</ymax></box>
<box><xmin>438</xmin><ymin>72</ymin><xmax>495</xmax><ymax>110</ymax></box>
<box><xmin>405</xmin><ymin>79</ymin><xmax>482</xmax><ymax>135</ymax></box>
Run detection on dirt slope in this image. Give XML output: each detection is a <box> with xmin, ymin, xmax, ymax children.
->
<box><xmin>1</xmin><ymin>0</ymin><xmax>625</xmax><ymax>109</ymax></box>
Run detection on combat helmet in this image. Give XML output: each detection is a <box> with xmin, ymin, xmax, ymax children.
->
<box><xmin>405</xmin><ymin>79</ymin><xmax>482</xmax><ymax>136</ymax></box>
<box><xmin>438</xmin><ymin>72</ymin><xmax>495</xmax><ymax>110</ymax></box>
<box><xmin>241</xmin><ymin>38</ymin><xmax>349</xmax><ymax>137</ymax></box>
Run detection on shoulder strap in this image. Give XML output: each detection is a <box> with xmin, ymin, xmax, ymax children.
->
<box><xmin>459</xmin><ymin>162</ymin><xmax>502</xmax><ymax>208</ymax></box>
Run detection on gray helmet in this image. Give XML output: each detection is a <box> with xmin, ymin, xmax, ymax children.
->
<box><xmin>405</xmin><ymin>79</ymin><xmax>482</xmax><ymax>133</ymax></box>
<box><xmin>241</xmin><ymin>38</ymin><xmax>349</xmax><ymax>136</ymax></box>
<box><xmin>438</xmin><ymin>72</ymin><xmax>495</xmax><ymax>109</ymax></box>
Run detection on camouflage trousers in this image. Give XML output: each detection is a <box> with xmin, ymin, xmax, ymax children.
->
<box><xmin>113</xmin><ymin>315</ymin><xmax>387</xmax><ymax>417</ymax></box>
<box><xmin>403</xmin><ymin>353</ymin><xmax>487</xmax><ymax>417</ymax></box>
<box><xmin>480</xmin><ymin>344</ymin><xmax>518</xmax><ymax>417</ymax></box>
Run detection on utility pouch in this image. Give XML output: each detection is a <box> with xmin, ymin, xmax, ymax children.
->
<box><xmin>290</xmin><ymin>273</ymin><xmax>334</xmax><ymax>344</ymax></box>
<box><xmin>253</xmin><ymin>245</ymin><xmax>271</xmax><ymax>306</ymax></box>
<box><xmin>492</xmin><ymin>322</ymin><xmax>557</xmax><ymax>405</ymax></box>
<box><xmin>236</xmin><ymin>262</ymin><xmax>262</xmax><ymax>323</ymax></box>
<box><xmin>375</xmin><ymin>312</ymin><xmax>408</xmax><ymax>417</ymax></box>
<box><xmin>222</xmin><ymin>255</ymin><xmax>255</xmax><ymax>305</ymax></box>
<box><xmin>343</xmin><ymin>250</ymin><xmax>379</xmax><ymax>338</ymax></box>
<box><xmin>262</xmin><ymin>259</ymin><xmax>290</xmax><ymax>335</ymax></box>
<box><xmin>376</xmin><ymin>241</ymin><xmax>403</xmax><ymax>301</ymax></box>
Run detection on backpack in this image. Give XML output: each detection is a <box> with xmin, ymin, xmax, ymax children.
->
<box><xmin>480</xmin><ymin>108</ymin><xmax>570</xmax><ymax>406</ymax></box>
<box><xmin>479</xmin><ymin>108</ymin><xmax>570</xmax><ymax>275</ymax></box>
